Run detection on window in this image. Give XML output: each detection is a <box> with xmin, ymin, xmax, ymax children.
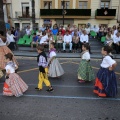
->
<box><xmin>79</xmin><ymin>1</ymin><xmax>88</xmax><ymax>9</ymax></box>
<box><xmin>61</xmin><ymin>1</ymin><xmax>70</xmax><ymax>9</ymax></box>
<box><xmin>44</xmin><ymin>1</ymin><xmax>52</xmax><ymax>9</ymax></box>
<box><xmin>101</xmin><ymin>1</ymin><xmax>110</xmax><ymax>9</ymax></box>
<box><xmin>21</xmin><ymin>3</ymin><xmax>29</xmax><ymax>17</ymax></box>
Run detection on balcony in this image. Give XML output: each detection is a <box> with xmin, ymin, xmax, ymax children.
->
<box><xmin>95</xmin><ymin>9</ymin><xmax>116</xmax><ymax>19</ymax></box>
<box><xmin>40</xmin><ymin>9</ymin><xmax>91</xmax><ymax>19</ymax></box>
<box><xmin>15</xmin><ymin>12</ymin><xmax>32</xmax><ymax>20</ymax></box>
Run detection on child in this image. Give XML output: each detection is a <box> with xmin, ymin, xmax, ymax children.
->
<box><xmin>94</xmin><ymin>46</ymin><xmax>117</xmax><ymax>97</ymax></box>
<box><xmin>78</xmin><ymin>44</ymin><xmax>95</xmax><ymax>83</ymax></box>
<box><xmin>48</xmin><ymin>42</ymin><xmax>64</xmax><ymax>78</ymax></box>
<box><xmin>3</xmin><ymin>53</ymin><xmax>28</xmax><ymax>97</ymax></box>
<box><xmin>35</xmin><ymin>45</ymin><xmax>54</xmax><ymax>92</ymax></box>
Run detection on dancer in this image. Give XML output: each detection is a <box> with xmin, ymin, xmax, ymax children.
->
<box><xmin>94</xmin><ymin>46</ymin><xmax>117</xmax><ymax>97</ymax></box>
<box><xmin>3</xmin><ymin>53</ymin><xmax>28</xmax><ymax>97</ymax></box>
<box><xmin>35</xmin><ymin>45</ymin><xmax>54</xmax><ymax>92</ymax></box>
<box><xmin>48</xmin><ymin>42</ymin><xmax>64</xmax><ymax>78</ymax></box>
<box><xmin>0</xmin><ymin>31</ymin><xmax>18</xmax><ymax>70</ymax></box>
<box><xmin>78</xmin><ymin>44</ymin><xmax>95</xmax><ymax>83</ymax></box>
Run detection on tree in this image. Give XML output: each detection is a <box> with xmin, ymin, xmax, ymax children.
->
<box><xmin>0</xmin><ymin>0</ymin><xmax>6</xmax><ymax>35</ymax></box>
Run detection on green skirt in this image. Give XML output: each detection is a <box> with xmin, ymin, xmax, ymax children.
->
<box><xmin>78</xmin><ymin>60</ymin><xmax>95</xmax><ymax>81</ymax></box>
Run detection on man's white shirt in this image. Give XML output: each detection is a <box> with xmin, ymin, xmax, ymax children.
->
<box><xmin>64</xmin><ymin>35</ymin><xmax>72</xmax><ymax>43</ymax></box>
<box><xmin>113</xmin><ymin>35</ymin><xmax>120</xmax><ymax>44</ymax></box>
<box><xmin>80</xmin><ymin>34</ymin><xmax>89</xmax><ymax>43</ymax></box>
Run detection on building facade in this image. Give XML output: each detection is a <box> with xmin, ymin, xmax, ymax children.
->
<box><xmin>11</xmin><ymin>0</ymin><xmax>120</xmax><ymax>30</ymax></box>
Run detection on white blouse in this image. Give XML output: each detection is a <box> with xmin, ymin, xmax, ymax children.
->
<box><xmin>101</xmin><ymin>56</ymin><xmax>116</xmax><ymax>68</ymax></box>
<box><xmin>49</xmin><ymin>51</ymin><xmax>56</xmax><ymax>58</ymax></box>
<box><xmin>5</xmin><ymin>65</ymin><xmax>15</xmax><ymax>73</ymax></box>
<box><xmin>82</xmin><ymin>51</ymin><xmax>90</xmax><ymax>60</ymax></box>
<box><xmin>0</xmin><ymin>38</ymin><xmax>6</xmax><ymax>46</ymax></box>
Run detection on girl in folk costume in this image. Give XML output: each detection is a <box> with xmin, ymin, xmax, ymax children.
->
<box><xmin>48</xmin><ymin>42</ymin><xmax>64</xmax><ymax>78</ymax></box>
<box><xmin>0</xmin><ymin>31</ymin><xmax>18</xmax><ymax>70</ymax></box>
<box><xmin>94</xmin><ymin>46</ymin><xmax>117</xmax><ymax>97</ymax></box>
<box><xmin>78</xmin><ymin>44</ymin><xmax>95</xmax><ymax>83</ymax></box>
<box><xmin>3</xmin><ymin>53</ymin><xmax>28</xmax><ymax>97</ymax></box>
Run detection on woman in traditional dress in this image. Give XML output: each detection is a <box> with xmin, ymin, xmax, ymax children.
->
<box><xmin>78</xmin><ymin>44</ymin><xmax>95</xmax><ymax>83</ymax></box>
<box><xmin>3</xmin><ymin>53</ymin><xmax>28</xmax><ymax>97</ymax></box>
<box><xmin>0</xmin><ymin>31</ymin><xmax>18</xmax><ymax>70</ymax></box>
<box><xmin>93</xmin><ymin>46</ymin><xmax>117</xmax><ymax>97</ymax></box>
<box><xmin>48</xmin><ymin>42</ymin><xmax>64</xmax><ymax>78</ymax></box>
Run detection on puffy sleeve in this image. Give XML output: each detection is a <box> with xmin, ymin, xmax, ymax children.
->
<box><xmin>50</xmin><ymin>51</ymin><xmax>56</xmax><ymax>58</ymax></box>
<box><xmin>104</xmin><ymin>56</ymin><xmax>116</xmax><ymax>67</ymax></box>
<box><xmin>82</xmin><ymin>52</ymin><xmax>90</xmax><ymax>60</ymax></box>
<box><xmin>5</xmin><ymin>65</ymin><xmax>11</xmax><ymax>73</ymax></box>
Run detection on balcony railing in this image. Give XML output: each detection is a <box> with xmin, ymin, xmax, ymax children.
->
<box><xmin>95</xmin><ymin>9</ymin><xmax>116</xmax><ymax>19</ymax></box>
<box><xmin>40</xmin><ymin>9</ymin><xmax>91</xmax><ymax>19</ymax></box>
<box><xmin>15</xmin><ymin>12</ymin><xmax>32</xmax><ymax>18</ymax></box>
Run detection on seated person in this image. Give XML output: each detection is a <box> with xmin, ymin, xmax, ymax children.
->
<box><xmin>72</xmin><ymin>32</ymin><xmax>79</xmax><ymax>53</ymax></box>
<box><xmin>56</xmin><ymin>31</ymin><xmax>63</xmax><ymax>52</ymax></box>
<box><xmin>63</xmin><ymin>30</ymin><xmax>72</xmax><ymax>53</ymax></box>
<box><xmin>113</xmin><ymin>32</ymin><xmax>120</xmax><ymax>54</ymax></box>
<box><xmin>80</xmin><ymin>30</ymin><xmax>92</xmax><ymax>54</ymax></box>
<box><xmin>31</xmin><ymin>33</ymin><xmax>38</xmax><ymax>49</ymax></box>
<box><xmin>39</xmin><ymin>32</ymin><xmax>49</xmax><ymax>46</ymax></box>
<box><xmin>105</xmin><ymin>31</ymin><xmax>113</xmax><ymax>47</ymax></box>
<box><xmin>36</xmin><ymin>30</ymin><xmax>42</xmax><ymax>37</ymax></box>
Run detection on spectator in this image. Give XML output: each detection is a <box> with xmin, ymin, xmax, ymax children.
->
<box><xmin>63</xmin><ymin>30</ymin><xmax>72</xmax><ymax>53</ymax></box>
<box><xmin>26</xmin><ymin>26</ymin><xmax>31</xmax><ymax>37</ymax></box>
<box><xmin>105</xmin><ymin>31</ymin><xmax>113</xmax><ymax>47</ymax></box>
<box><xmin>31</xmin><ymin>33</ymin><xmax>39</xmax><ymax>49</ymax></box>
<box><xmin>7</xmin><ymin>31</ymin><xmax>16</xmax><ymax>51</ymax></box>
<box><xmin>113</xmin><ymin>32</ymin><xmax>120</xmax><ymax>54</ymax></box>
<box><xmin>56</xmin><ymin>31</ymin><xmax>63</xmax><ymax>52</ymax></box>
<box><xmin>72</xmin><ymin>32</ymin><xmax>79</xmax><ymax>53</ymax></box>
<box><xmin>85</xmin><ymin>25</ymin><xmax>90</xmax><ymax>35</ymax></box>
<box><xmin>39</xmin><ymin>32</ymin><xmax>49</xmax><ymax>45</ymax></box>
<box><xmin>52</xmin><ymin>26</ymin><xmax>58</xmax><ymax>43</ymax></box>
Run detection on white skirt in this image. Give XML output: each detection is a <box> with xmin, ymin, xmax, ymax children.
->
<box><xmin>49</xmin><ymin>58</ymin><xmax>64</xmax><ymax>77</ymax></box>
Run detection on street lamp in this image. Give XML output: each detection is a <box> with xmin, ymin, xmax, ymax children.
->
<box><xmin>30</xmin><ymin>0</ymin><xmax>35</xmax><ymax>30</ymax></box>
<box><xmin>0</xmin><ymin>0</ymin><xmax>6</xmax><ymax>35</ymax></box>
<box><xmin>62</xmin><ymin>0</ymin><xmax>65</xmax><ymax>26</ymax></box>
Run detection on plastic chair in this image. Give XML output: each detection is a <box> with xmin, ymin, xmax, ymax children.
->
<box><xmin>23</xmin><ymin>35</ymin><xmax>29</xmax><ymax>39</ymax></box>
<box><xmin>24</xmin><ymin>38</ymin><xmax>32</xmax><ymax>46</ymax></box>
<box><xmin>90</xmin><ymin>31</ymin><xmax>97</xmax><ymax>37</ymax></box>
<box><xmin>101</xmin><ymin>36</ymin><xmax>106</xmax><ymax>43</ymax></box>
<box><xmin>17</xmin><ymin>38</ymin><xmax>25</xmax><ymax>45</ymax></box>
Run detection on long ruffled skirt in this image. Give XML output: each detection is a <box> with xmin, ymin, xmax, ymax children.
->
<box><xmin>78</xmin><ymin>60</ymin><xmax>95</xmax><ymax>81</ymax></box>
<box><xmin>93</xmin><ymin>68</ymin><xmax>117</xmax><ymax>97</ymax></box>
<box><xmin>3</xmin><ymin>73</ymin><xmax>28</xmax><ymax>97</ymax></box>
<box><xmin>49</xmin><ymin>58</ymin><xmax>64</xmax><ymax>78</ymax></box>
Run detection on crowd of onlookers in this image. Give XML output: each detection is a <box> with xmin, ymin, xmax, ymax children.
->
<box><xmin>6</xmin><ymin>23</ymin><xmax>120</xmax><ymax>54</ymax></box>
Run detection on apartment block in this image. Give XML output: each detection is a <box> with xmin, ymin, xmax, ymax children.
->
<box><xmin>10</xmin><ymin>0</ymin><xmax>120</xmax><ymax>29</ymax></box>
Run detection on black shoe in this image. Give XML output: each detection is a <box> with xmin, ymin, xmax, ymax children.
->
<box><xmin>46</xmin><ymin>88</ymin><xmax>54</xmax><ymax>92</ymax></box>
<box><xmin>69</xmin><ymin>50</ymin><xmax>72</xmax><ymax>53</ymax></box>
<box><xmin>35</xmin><ymin>87</ymin><xmax>41</xmax><ymax>90</ymax></box>
<box><xmin>64</xmin><ymin>50</ymin><xmax>66</xmax><ymax>53</ymax></box>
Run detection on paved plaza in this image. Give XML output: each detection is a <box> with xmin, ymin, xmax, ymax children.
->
<box><xmin>0</xmin><ymin>58</ymin><xmax>120</xmax><ymax>120</ymax></box>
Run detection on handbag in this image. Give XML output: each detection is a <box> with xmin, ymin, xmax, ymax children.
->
<box><xmin>0</xmin><ymin>70</ymin><xmax>4</xmax><ymax>78</ymax></box>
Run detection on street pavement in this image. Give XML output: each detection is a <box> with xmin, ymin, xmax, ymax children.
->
<box><xmin>0</xmin><ymin>58</ymin><xmax>120</xmax><ymax>120</ymax></box>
